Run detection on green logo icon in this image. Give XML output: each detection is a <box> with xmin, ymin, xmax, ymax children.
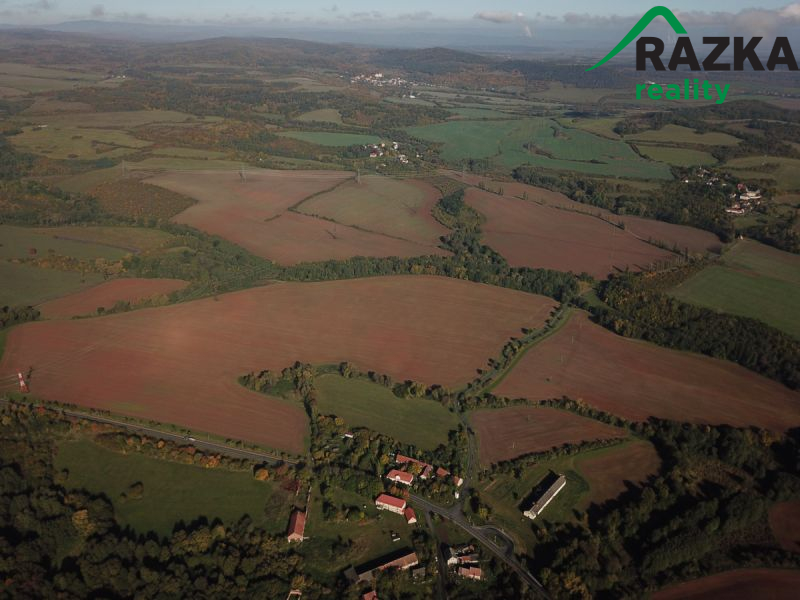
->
<box><xmin>585</xmin><ymin>6</ymin><xmax>687</xmax><ymax>71</ymax></box>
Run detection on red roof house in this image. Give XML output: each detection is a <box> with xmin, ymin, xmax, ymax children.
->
<box><xmin>458</xmin><ymin>566</ymin><xmax>483</xmax><ymax>581</ymax></box>
<box><xmin>386</xmin><ymin>469</ymin><xmax>414</xmax><ymax>485</ymax></box>
<box><xmin>286</xmin><ymin>510</ymin><xmax>306</xmax><ymax>543</ymax></box>
<box><xmin>375</xmin><ymin>494</ymin><xmax>406</xmax><ymax>514</ymax></box>
<box><xmin>404</xmin><ymin>507</ymin><xmax>417</xmax><ymax>525</ymax></box>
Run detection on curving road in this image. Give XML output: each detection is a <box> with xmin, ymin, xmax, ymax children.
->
<box><xmin>409</xmin><ymin>492</ymin><xmax>548</xmax><ymax>597</ymax></box>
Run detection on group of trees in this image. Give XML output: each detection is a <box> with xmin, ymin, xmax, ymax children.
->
<box><xmin>529</xmin><ymin>415</ymin><xmax>800</xmax><ymax>598</ymax></box>
<box><xmin>0</xmin><ymin>401</ymin><xmax>328</xmax><ymax>599</ymax></box>
<box><xmin>0</xmin><ymin>305</ymin><xmax>39</xmax><ymax>329</ymax></box>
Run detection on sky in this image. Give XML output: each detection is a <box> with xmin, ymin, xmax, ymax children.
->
<box><xmin>0</xmin><ymin>1</ymin><xmax>796</xmax><ymax>26</ymax></box>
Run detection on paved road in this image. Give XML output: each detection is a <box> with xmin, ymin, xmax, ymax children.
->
<box><xmin>409</xmin><ymin>492</ymin><xmax>548</xmax><ymax>597</ymax></box>
<box><xmin>1</xmin><ymin>398</ymin><xmax>297</xmax><ymax>465</ymax></box>
<box><xmin>422</xmin><ymin>508</ymin><xmax>448</xmax><ymax>600</ymax></box>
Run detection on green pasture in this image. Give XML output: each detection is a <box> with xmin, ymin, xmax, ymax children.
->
<box><xmin>295</xmin><ymin>176</ymin><xmax>443</xmax><ymax>244</ymax></box>
<box><xmin>725</xmin><ymin>156</ymin><xmax>800</xmax><ymax>191</ymax></box>
<box><xmin>314</xmin><ymin>374</ymin><xmax>459</xmax><ymax>450</ymax></box>
<box><xmin>0</xmin><ymin>225</ymin><xmax>128</xmax><ymax>261</ymax></box>
<box><xmin>55</xmin><ymin>439</ymin><xmax>293</xmax><ymax>537</ymax></box>
<box><xmin>10</xmin><ymin>125</ymin><xmax>151</xmax><ymax>160</ymax></box>
<box><xmin>0</xmin><ymin>262</ymin><xmax>103</xmax><ymax>307</ymax></box>
<box><xmin>407</xmin><ymin>118</ymin><xmax>672</xmax><ymax>179</ymax></box>
<box><xmin>296</xmin><ymin>108</ymin><xmax>343</xmax><ymax>124</ymax></box>
<box><xmin>669</xmin><ymin>240</ymin><xmax>800</xmax><ymax>338</ymax></box>
<box><xmin>627</xmin><ymin>124</ymin><xmax>740</xmax><ymax>146</ymax></box>
<box><xmin>637</xmin><ymin>145</ymin><xmax>717</xmax><ymax>166</ymax></box>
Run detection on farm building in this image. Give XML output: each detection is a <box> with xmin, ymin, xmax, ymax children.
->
<box><xmin>286</xmin><ymin>510</ymin><xmax>307</xmax><ymax>543</ymax></box>
<box><xmin>523</xmin><ymin>474</ymin><xmax>567</xmax><ymax>520</ymax></box>
<box><xmin>386</xmin><ymin>469</ymin><xmax>414</xmax><ymax>485</ymax></box>
<box><xmin>375</xmin><ymin>493</ymin><xmax>406</xmax><ymax>514</ymax></box>
<box><xmin>345</xmin><ymin>549</ymin><xmax>420</xmax><ymax>583</ymax></box>
<box><xmin>458</xmin><ymin>566</ymin><xmax>483</xmax><ymax>581</ymax></box>
<box><xmin>404</xmin><ymin>507</ymin><xmax>417</xmax><ymax>525</ymax></box>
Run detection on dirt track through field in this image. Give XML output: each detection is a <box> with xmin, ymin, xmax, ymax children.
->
<box><xmin>148</xmin><ymin>169</ymin><xmax>447</xmax><ymax>264</ymax></box>
<box><xmin>1</xmin><ymin>276</ymin><xmax>555</xmax><ymax>452</ymax></box>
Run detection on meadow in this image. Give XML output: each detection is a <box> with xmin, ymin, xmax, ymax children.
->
<box><xmin>0</xmin><ymin>225</ymin><xmax>129</xmax><ymax>260</ymax></box>
<box><xmin>296</xmin><ymin>108</ymin><xmax>343</xmax><ymax>124</ymax></box>
<box><xmin>627</xmin><ymin>124</ymin><xmax>740</xmax><ymax>146</ymax></box>
<box><xmin>407</xmin><ymin>118</ymin><xmax>672</xmax><ymax>179</ymax></box>
<box><xmin>0</xmin><ymin>262</ymin><xmax>103</xmax><ymax>307</ymax></box>
<box><xmin>295</xmin><ymin>176</ymin><xmax>447</xmax><ymax>246</ymax></box>
<box><xmin>10</xmin><ymin>125</ymin><xmax>151</xmax><ymax>160</ymax></box>
<box><xmin>669</xmin><ymin>240</ymin><xmax>800</xmax><ymax>338</ymax></box>
<box><xmin>725</xmin><ymin>156</ymin><xmax>800</xmax><ymax>191</ymax></box>
<box><xmin>314</xmin><ymin>374</ymin><xmax>460</xmax><ymax>450</ymax></box>
<box><xmin>55</xmin><ymin>439</ymin><xmax>293</xmax><ymax>537</ymax></box>
<box><xmin>278</xmin><ymin>131</ymin><xmax>381</xmax><ymax>146</ymax></box>
<box><xmin>637</xmin><ymin>145</ymin><xmax>717</xmax><ymax>167</ymax></box>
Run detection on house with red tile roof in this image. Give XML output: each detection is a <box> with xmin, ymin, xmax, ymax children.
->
<box><xmin>404</xmin><ymin>507</ymin><xmax>417</xmax><ymax>525</ymax></box>
<box><xmin>375</xmin><ymin>493</ymin><xmax>406</xmax><ymax>514</ymax></box>
<box><xmin>286</xmin><ymin>510</ymin><xmax>306</xmax><ymax>543</ymax></box>
<box><xmin>386</xmin><ymin>469</ymin><xmax>414</xmax><ymax>485</ymax></box>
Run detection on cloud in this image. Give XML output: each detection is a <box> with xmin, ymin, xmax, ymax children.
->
<box><xmin>474</xmin><ymin>10</ymin><xmax>533</xmax><ymax>38</ymax></box>
<box><xmin>474</xmin><ymin>11</ymin><xmax>522</xmax><ymax>25</ymax></box>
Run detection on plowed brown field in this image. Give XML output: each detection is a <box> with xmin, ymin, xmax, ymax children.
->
<box><xmin>653</xmin><ymin>569</ymin><xmax>800</xmax><ymax>600</ymax></box>
<box><xmin>465</xmin><ymin>188</ymin><xmax>673</xmax><ymax>278</ymax></box>
<box><xmin>471</xmin><ymin>405</ymin><xmax>626</xmax><ymax>465</ymax></box>
<box><xmin>495</xmin><ymin>312</ymin><xmax>800</xmax><ymax>432</ymax></box>
<box><xmin>1</xmin><ymin>276</ymin><xmax>555</xmax><ymax>452</ymax></box>
<box><xmin>39</xmin><ymin>278</ymin><xmax>188</xmax><ymax>318</ymax></box>
<box><xmin>452</xmin><ymin>173</ymin><xmax>721</xmax><ymax>255</ymax></box>
<box><xmin>769</xmin><ymin>500</ymin><xmax>800</xmax><ymax>552</ymax></box>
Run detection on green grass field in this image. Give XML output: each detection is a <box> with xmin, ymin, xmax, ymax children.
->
<box><xmin>296</xmin><ymin>108</ymin><xmax>343</xmax><ymax>124</ymax></box>
<box><xmin>300</xmin><ymin>482</ymin><xmax>406</xmax><ymax>586</ymax></box>
<box><xmin>55</xmin><ymin>439</ymin><xmax>294</xmax><ymax>537</ymax></box>
<box><xmin>0</xmin><ymin>262</ymin><xmax>103</xmax><ymax>307</ymax></box>
<box><xmin>277</xmin><ymin>131</ymin><xmax>381</xmax><ymax>147</ymax></box>
<box><xmin>627</xmin><ymin>124</ymin><xmax>740</xmax><ymax>146</ymax></box>
<box><xmin>0</xmin><ymin>225</ymin><xmax>129</xmax><ymax>260</ymax></box>
<box><xmin>407</xmin><ymin>118</ymin><xmax>672</xmax><ymax>179</ymax></box>
<box><xmin>637</xmin><ymin>145</ymin><xmax>717</xmax><ymax>166</ymax></box>
<box><xmin>558</xmin><ymin>117</ymin><xmax>622</xmax><ymax>139</ymax></box>
<box><xmin>32</xmin><ymin>226</ymin><xmax>175</xmax><ymax>253</ymax></box>
<box><xmin>314</xmin><ymin>374</ymin><xmax>460</xmax><ymax>450</ymax></box>
<box><xmin>10</xmin><ymin>125</ymin><xmax>151</xmax><ymax>160</ymax></box>
<box><xmin>295</xmin><ymin>176</ymin><xmax>443</xmax><ymax>244</ymax></box>
<box><xmin>669</xmin><ymin>240</ymin><xmax>800</xmax><ymax>338</ymax></box>
<box><xmin>725</xmin><ymin>156</ymin><xmax>800</xmax><ymax>191</ymax></box>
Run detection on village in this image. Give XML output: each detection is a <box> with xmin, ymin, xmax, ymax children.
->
<box><xmin>281</xmin><ymin>446</ymin><xmax>567</xmax><ymax>599</ymax></box>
